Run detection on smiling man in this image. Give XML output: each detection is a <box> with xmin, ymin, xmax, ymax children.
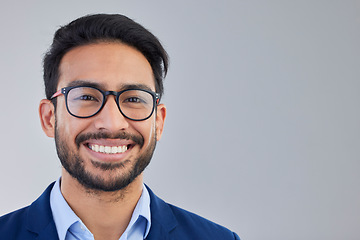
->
<box><xmin>0</xmin><ymin>14</ymin><xmax>240</xmax><ymax>240</ymax></box>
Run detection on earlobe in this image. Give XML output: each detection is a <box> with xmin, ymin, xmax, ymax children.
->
<box><xmin>39</xmin><ymin>99</ymin><xmax>56</xmax><ymax>138</ymax></box>
<box><xmin>155</xmin><ymin>103</ymin><xmax>166</xmax><ymax>141</ymax></box>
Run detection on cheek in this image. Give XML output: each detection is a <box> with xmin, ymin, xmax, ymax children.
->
<box><xmin>132</xmin><ymin>120</ymin><xmax>156</xmax><ymax>144</ymax></box>
<box><xmin>55</xmin><ymin>107</ymin><xmax>87</xmax><ymax>142</ymax></box>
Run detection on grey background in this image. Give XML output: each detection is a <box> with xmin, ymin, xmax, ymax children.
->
<box><xmin>1</xmin><ymin>0</ymin><xmax>359</xmax><ymax>239</ymax></box>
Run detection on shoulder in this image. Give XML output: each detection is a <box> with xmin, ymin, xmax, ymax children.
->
<box><xmin>146</xmin><ymin>186</ymin><xmax>240</xmax><ymax>240</ymax></box>
<box><xmin>168</xmin><ymin>203</ymin><xmax>240</xmax><ymax>239</ymax></box>
<box><xmin>0</xmin><ymin>182</ymin><xmax>57</xmax><ymax>239</ymax></box>
<box><xmin>0</xmin><ymin>206</ymin><xmax>36</xmax><ymax>238</ymax></box>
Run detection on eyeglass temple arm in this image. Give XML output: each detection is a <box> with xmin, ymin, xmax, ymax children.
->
<box><xmin>155</xmin><ymin>92</ymin><xmax>160</xmax><ymax>105</ymax></box>
<box><xmin>50</xmin><ymin>89</ymin><xmax>63</xmax><ymax>99</ymax></box>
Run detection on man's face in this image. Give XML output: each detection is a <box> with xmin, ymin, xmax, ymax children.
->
<box><xmin>44</xmin><ymin>42</ymin><xmax>166</xmax><ymax>192</ymax></box>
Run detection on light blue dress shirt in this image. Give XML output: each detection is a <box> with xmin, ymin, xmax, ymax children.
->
<box><xmin>50</xmin><ymin>178</ymin><xmax>151</xmax><ymax>240</ymax></box>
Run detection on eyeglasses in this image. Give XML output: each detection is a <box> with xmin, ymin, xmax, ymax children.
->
<box><xmin>51</xmin><ymin>86</ymin><xmax>160</xmax><ymax>121</ymax></box>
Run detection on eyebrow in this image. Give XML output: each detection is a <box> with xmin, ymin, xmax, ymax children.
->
<box><xmin>66</xmin><ymin>80</ymin><xmax>155</xmax><ymax>92</ymax></box>
<box><xmin>120</xmin><ymin>84</ymin><xmax>154</xmax><ymax>92</ymax></box>
<box><xmin>66</xmin><ymin>80</ymin><xmax>101</xmax><ymax>89</ymax></box>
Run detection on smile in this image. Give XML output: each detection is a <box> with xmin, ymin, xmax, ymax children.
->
<box><xmin>88</xmin><ymin>144</ymin><xmax>128</xmax><ymax>154</ymax></box>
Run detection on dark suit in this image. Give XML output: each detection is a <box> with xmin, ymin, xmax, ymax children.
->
<box><xmin>0</xmin><ymin>183</ymin><xmax>240</xmax><ymax>239</ymax></box>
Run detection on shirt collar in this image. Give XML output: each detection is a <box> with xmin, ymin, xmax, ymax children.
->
<box><xmin>126</xmin><ymin>182</ymin><xmax>151</xmax><ymax>238</ymax></box>
<box><xmin>50</xmin><ymin>178</ymin><xmax>80</xmax><ymax>240</ymax></box>
<box><xmin>50</xmin><ymin>178</ymin><xmax>151</xmax><ymax>240</ymax></box>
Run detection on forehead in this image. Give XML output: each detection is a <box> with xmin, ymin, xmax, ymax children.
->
<box><xmin>58</xmin><ymin>42</ymin><xmax>155</xmax><ymax>91</ymax></box>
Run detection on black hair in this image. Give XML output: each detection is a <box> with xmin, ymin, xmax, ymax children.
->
<box><xmin>43</xmin><ymin>14</ymin><xmax>169</xmax><ymax>100</ymax></box>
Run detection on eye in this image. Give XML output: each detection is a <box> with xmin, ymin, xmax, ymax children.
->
<box><xmin>71</xmin><ymin>94</ymin><xmax>101</xmax><ymax>103</ymax></box>
<box><xmin>68</xmin><ymin>86</ymin><xmax>103</xmax><ymax>104</ymax></box>
<box><xmin>125</xmin><ymin>97</ymin><xmax>143</xmax><ymax>103</ymax></box>
<box><xmin>79</xmin><ymin>95</ymin><xmax>98</xmax><ymax>101</ymax></box>
<box><xmin>119</xmin><ymin>90</ymin><xmax>152</xmax><ymax>108</ymax></box>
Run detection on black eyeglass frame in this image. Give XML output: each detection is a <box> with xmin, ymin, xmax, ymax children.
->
<box><xmin>51</xmin><ymin>85</ymin><xmax>160</xmax><ymax>121</ymax></box>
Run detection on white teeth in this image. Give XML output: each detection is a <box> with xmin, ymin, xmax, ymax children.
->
<box><xmin>89</xmin><ymin>144</ymin><xmax>128</xmax><ymax>154</ymax></box>
<box><xmin>111</xmin><ymin>146</ymin><xmax>117</xmax><ymax>154</ymax></box>
<box><xmin>94</xmin><ymin>145</ymin><xmax>99</xmax><ymax>152</ymax></box>
<box><xmin>104</xmin><ymin>146</ymin><xmax>111</xmax><ymax>154</ymax></box>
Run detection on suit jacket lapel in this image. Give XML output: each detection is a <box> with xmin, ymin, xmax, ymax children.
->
<box><xmin>26</xmin><ymin>182</ymin><xmax>59</xmax><ymax>240</ymax></box>
<box><xmin>145</xmin><ymin>185</ymin><xmax>177</xmax><ymax>240</ymax></box>
<box><xmin>35</xmin><ymin>222</ymin><xmax>59</xmax><ymax>240</ymax></box>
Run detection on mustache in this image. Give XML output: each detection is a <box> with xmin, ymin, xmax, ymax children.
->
<box><xmin>75</xmin><ymin>131</ymin><xmax>144</xmax><ymax>148</ymax></box>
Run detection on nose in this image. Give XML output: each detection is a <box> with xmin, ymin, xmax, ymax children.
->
<box><xmin>93</xmin><ymin>95</ymin><xmax>130</xmax><ymax>131</ymax></box>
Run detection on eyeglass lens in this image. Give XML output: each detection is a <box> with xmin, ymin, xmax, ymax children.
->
<box><xmin>66</xmin><ymin>87</ymin><xmax>155</xmax><ymax>120</ymax></box>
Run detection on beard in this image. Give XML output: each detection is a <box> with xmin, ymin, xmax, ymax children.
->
<box><xmin>54</xmin><ymin>123</ymin><xmax>156</xmax><ymax>192</ymax></box>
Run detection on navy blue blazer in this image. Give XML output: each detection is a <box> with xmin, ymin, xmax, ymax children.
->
<box><xmin>0</xmin><ymin>183</ymin><xmax>240</xmax><ymax>239</ymax></box>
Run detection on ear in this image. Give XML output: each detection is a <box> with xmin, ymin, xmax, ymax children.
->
<box><xmin>39</xmin><ymin>99</ymin><xmax>56</xmax><ymax>138</ymax></box>
<box><xmin>155</xmin><ymin>103</ymin><xmax>166</xmax><ymax>141</ymax></box>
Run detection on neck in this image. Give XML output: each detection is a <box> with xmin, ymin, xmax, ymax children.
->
<box><xmin>60</xmin><ymin>169</ymin><xmax>144</xmax><ymax>240</ymax></box>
